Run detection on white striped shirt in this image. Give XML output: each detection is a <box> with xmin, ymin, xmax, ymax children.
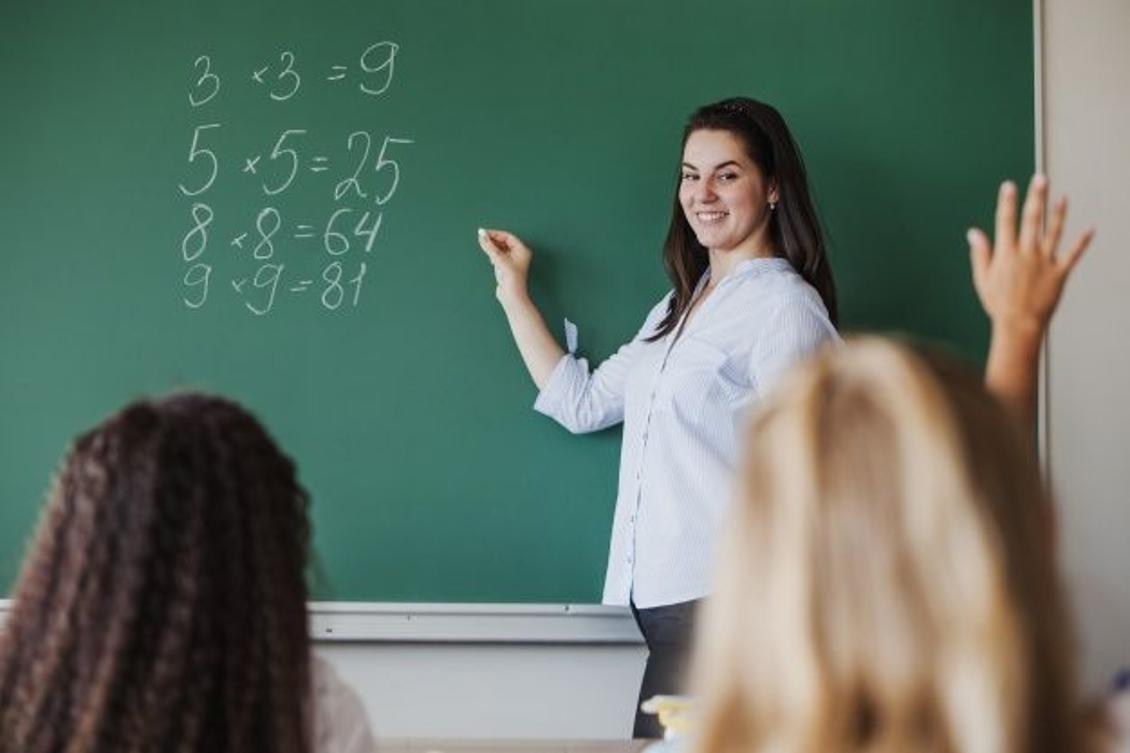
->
<box><xmin>534</xmin><ymin>257</ymin><xmax>838</xmax><ymax>607</ymax></box>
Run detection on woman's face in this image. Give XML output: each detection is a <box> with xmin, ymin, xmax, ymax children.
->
<box><xmin>679</xmin><ymin>128</ymin><xmax>777</xmax><ymax>254</ymax></box>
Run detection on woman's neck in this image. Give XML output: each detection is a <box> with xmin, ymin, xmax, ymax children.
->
<box><xmin>707</xmin><ymin>234</ymin><xmax>776</xmax><ymax>285</ymax></box>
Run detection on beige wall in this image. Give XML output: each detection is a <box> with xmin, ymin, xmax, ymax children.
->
<box><xmin>1043</xmin><ymin>0</ymin><xmax>1130</xmax><ymax>690</ymax></box>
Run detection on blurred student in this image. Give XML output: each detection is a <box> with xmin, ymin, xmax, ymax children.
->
<box><xmin>0</xmin><ymin>394</ymin><xmax>377</xmax><ymax>753</ymax></box>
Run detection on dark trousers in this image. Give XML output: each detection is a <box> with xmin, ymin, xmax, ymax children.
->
<box><xmin>630</xmin><ymin>598</ymin><xmax>700</xmax><ymax>739</ymax></box>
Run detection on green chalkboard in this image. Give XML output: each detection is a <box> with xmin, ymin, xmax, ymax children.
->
<box><xmin>0</xmin><ymin>0</ymin><xmax>1032</xmax><ymax>602</ymax></box>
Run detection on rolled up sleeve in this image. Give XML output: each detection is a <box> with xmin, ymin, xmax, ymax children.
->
<box><xmin>533</xmin><ymin>296</ymin><xmax>671</xmax><ymax>435</ymax></box>
<box><xmin>533</xmin><ymin>348</ymin><xmax>631</xmax><ymax>434</ymax></box>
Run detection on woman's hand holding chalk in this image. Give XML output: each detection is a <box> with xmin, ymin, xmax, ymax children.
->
<box><xmin>477</xmin><ymin>227</ymin><xmax>533</xmax><ymax>306</ymax></box>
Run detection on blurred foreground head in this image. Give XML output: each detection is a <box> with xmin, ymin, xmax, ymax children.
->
<box><xmin>694</xmin><ymin>337</ymin><xmax>1088</xmax><ymax>753</ymax></box>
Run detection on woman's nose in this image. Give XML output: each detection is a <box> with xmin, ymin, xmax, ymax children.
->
<box><xmin>695</xmin><ymin>178</ymin><xmax>717</xmax><ymax>202</ymax></box>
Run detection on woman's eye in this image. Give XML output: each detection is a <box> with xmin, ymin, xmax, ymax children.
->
<box><xmin>681</xmin><ymin>173</ymin><xmax>698</xmax><ymax>182</ymax></box>
<box><xmin>719</xmin><ymin>173</ymin><xmax>738</xmax><ymax>182</ymax></box>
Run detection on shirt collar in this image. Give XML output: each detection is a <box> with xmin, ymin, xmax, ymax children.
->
<box><xmin>699</xmin><ymin>256</ymin><xmax>793</xmax><ymax>291</ymax></box>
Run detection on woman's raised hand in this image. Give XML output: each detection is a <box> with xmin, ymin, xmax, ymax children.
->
<box><xmin>478</xmin><ymin>228</ymin><xmax>533</xmax><ymax>307</ymax></box>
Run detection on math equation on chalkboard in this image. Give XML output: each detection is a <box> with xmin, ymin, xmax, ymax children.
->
<box><xmin>177</xmin><ymin>42</ymin><xmax>411</xmax><ymax>315</ymax></box>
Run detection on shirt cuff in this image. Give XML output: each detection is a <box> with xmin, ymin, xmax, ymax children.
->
<box><xmin>533</xmin><ymin>353</ymin><xmax>585</xmax><ymax>418</ymax></box>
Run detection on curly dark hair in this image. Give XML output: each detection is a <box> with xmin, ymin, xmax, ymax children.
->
<box><xmin>0</xmin><ymin>393</ymin><xmax>313</xmax><ymax>753</ymax></box>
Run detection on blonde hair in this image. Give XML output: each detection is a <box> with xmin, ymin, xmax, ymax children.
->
<box><xmin>693</xmin><ymin>337</ymin><xmax>1088</xmax><ymax>753</ymax></box>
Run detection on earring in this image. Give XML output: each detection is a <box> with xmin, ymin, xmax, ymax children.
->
<box><xmin>769</xmin><ymin>200</ymin><xmax>777</xmax><ymax>211</ymax></box>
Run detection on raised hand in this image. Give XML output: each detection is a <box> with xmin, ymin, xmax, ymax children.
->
<box><xmin>968</xmin><ymin>175</ymin><xmax>1093</xmax><ymax>337</ymax></box>
<box><xmin>969</xmin><ymin>175</ymin><xmax>1094</xmax><ymax>425</ymax></box>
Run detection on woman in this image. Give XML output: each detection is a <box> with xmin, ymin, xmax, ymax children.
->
<box><xmin>0</xmin><ymin>394</ymin><xmax>377</xmax><ymax>753</ymax></box>
<box><xmin>690</xmin><ymin>176</ymin><xmax>1100</xmax><ymax>753</ymax></box>
<box><xmin>478</xmin><ymin>97</ymin><xmax>838</xmax><ymax>737</ymax></box>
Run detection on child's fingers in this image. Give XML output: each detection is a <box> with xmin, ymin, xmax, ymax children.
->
<box><xmin>1017</xmin><ymin>174</ymin><xmax>1047</xmax><ymax>254</ymax></box>
<box><xmin>967</xmin><ymin>227</ymin><xmax>992</xmax><ymax>294</ymax></box>
<box><xmin>1044</xmin><ymin>196</ymin><xmax>1068</xmax><ymax>257</ymax></box>
<box><xmin>995</xmin><ymin>180</ymin><xmax>1019</xmax><ymax>253</ymax></box>
<box><xmin>1061</xmin><ymin>228</ymin><xmax>1095</xmax><ymax>274</ymax></box>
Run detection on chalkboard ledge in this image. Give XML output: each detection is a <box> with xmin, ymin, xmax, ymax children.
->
<box><xmin>308</xmin><ymin>602</ymin><xmax>643</xmax><ymax>644</ymax></box>
<box><xmin>0</xmin><ymin>600</ymin><xmax>644</xmax><ymax>644</ymax></box>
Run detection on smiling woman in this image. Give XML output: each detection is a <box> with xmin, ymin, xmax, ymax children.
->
<box><xmin>653</xmin><ymin>99</ymin><xmax>838</xmax><ymax>342</ymax></box>
<box><xmin>680</xmin><ymin>130</ymin><xmax>774</xmax><ymax>254</ymax></box>
<box><xmin>475</xmin><ymin>97</ymin><xmax>839</xmax><ymax>738</ymax></box>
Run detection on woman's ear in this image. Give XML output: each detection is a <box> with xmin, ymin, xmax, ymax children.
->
<box><xmin>768</xmin><ymin>179</ymin><xmax>779</xmax><ymax>206</ymax></box>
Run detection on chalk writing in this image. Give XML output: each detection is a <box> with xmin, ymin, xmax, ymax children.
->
<box><xmin>178</xmin><ymin>41</ymin><xmax>411</xmax><ymax>314</ymax></box>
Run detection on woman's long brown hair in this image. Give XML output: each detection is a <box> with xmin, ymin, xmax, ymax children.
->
<box><xmin>649</xmin><ymin>97</ymin><xmax>837</xmax><ymax>341</ymax></box>
<box><xmin>0</xmin><ymin>393</ymin><xmax>312</xmax><ymax>753</ymax></box>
